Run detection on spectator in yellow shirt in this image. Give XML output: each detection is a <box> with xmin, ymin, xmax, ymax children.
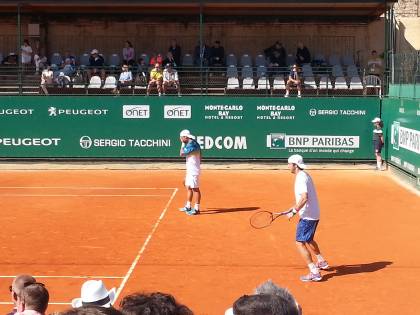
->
<box><xmin>147</xmin><ymin>63</ymin><xmax>163</xmax><ymax>96</ymax></box>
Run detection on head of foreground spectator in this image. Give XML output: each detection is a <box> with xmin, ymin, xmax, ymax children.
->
<box><xmin>9</xmin><ymin>275</ymin><xmax>37</xmax><ymax>312</ymax></box>
<box><xmin>72</xmin><ymin>280</ymin><xmax>116</xmax><ymax>308</ymax></box>
<box><xmin>59</xmin><ymin>305</ymin><xmax>122</xmax><ymax>315</ymax></box>
<box><xmin>119</xmin><ymin>292</ymin><xmax>193</xmax><ymax>315</ymax></box>
<box><xmin>16</xmin><ymin>282</ymin><xmax>49</xmax><ymax>315</ymax></box>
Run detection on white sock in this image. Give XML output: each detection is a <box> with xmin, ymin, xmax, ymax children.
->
<box><xmin>308</xmin><ymin>263</ymin><xmax>319</xmax><ymax>274</ymax></box>
<box><xmin>186</xmin><ymin>201</ymin><xmax>191</xmax><ymax>208</ymax></box>
<box><xmin>316</xmin><ymin>254</ymin><xmax>325</xmax><ymax>262</ymax></box>
<box><xmin>194</xmin><ymin>204</ymin><xmax>200</xmax><ymax>210</ymax></box>
<box><xmin>377</xmin><ymin>161</ymin><xmax>382</xmax><ymax>169</ymax></box>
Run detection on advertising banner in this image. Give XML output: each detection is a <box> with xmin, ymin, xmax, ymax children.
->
<box><xmin>0</xmin><ymin>96</ymin><xmax>380</xmax><ymax>159</ymax></box>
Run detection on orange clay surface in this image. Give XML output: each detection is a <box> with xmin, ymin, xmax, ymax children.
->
<box><xmin>0</xmin><ymin>169</ymin><xmax>419</xmax><ymax>315</ymax></box>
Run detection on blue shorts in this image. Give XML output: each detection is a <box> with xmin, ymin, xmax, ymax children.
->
<box><xmin>296</xmin><ymin>219</ymin><xmax>319</xmax><ymax>242</ymax></box>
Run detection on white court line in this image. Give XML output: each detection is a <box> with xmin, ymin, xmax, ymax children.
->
<box><xmin>0</xmin><ymin>194</ymin><xmax>170</xmax><ymax>197</ymax></box>
<box><xmin>0</xmin><ymin>186</ymin><xmax>176</xmax><ymax>190</ymax></box>
<box><xmin>113</xmin><ymin>188</ymin><xmax>178</xmax><ymax>302</ymax></box>
<box><xmin>0</xmin><ymin>275</ymin><xmax>124</xmax><ymax>279</ymax></box>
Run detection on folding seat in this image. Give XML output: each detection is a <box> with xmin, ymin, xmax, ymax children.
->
<box><xmin>329</xmin><ymin>54</ymin><xmax>341</xmax><ymax>66</ymax></box>
<box><xmin>334</xmin><ymin>76</ymin><xmax>349</xmax><ymax>90</ymax></box>
<box><xmin>304</xmin><ymin>77</ymin><xmax>317</xmax><ymax>89</ymax></box>
<box><xmin>226</xmin><ymin>77</ymin><xmax>240</xmax><ymax>90</ymax></box>
<box><xmin>257</xmin><ymin>76</ymin><xmax>270</xmax><ymax>90</ymax></box>
<box><xmin>182</xmin><ymin>54</ymin><xmax>193</xmax><ymax>66</ymax></box>
<box><xmin>255</xmin><ymin>54</ymin><xmax>267</xmax><ymax>67</ymax></box>
<box><xmin>226</xmin><ymin>53</ymin><xmax>237</xmax><ymax>66</ymax></box>
<box><xmin>346</xmin><ymin>65</ymin><xmax>359</xmax><ymax>78</ymax></box>
<box><xmin>286</xmin><ymin>54</ymin><xmax>295</xmax><ymax>66</ymax></box>
<box><xmin>256</xmin><ymin>65</ymin><xmax>267</xmax><ymax>78</ymax></box>
<box><xmin>108</xmin><ymin>54</ymin><xmax>120</xmax><ymax>68</ymax></box>
<box><xmin>226</xmin><ymin>65</ymin><xmax>238</xmax><ymax>78</ymax></box>
<box><xmin>103</xmin><ymin>76</ymin><xmax>117</xmax><ymax>89</ymax></box>
<box><xmin>140</xmin><ymin>53</ymin><xmax>150</xmax><ymax>65</ymax></box>
<box><xmin>364</xmin><ymin>75</ymin><xmax>382</xmax><ymax>96</ymax></box>
<box><xmin>240</xmin><ymin>54</ymin><xmax>252</xmax><ymax>67</ymax></box>
<box><xmin>50</xmin><ymin>53</ymin><xmax>63</xmax><ymax>66</ymax></box>
<box><xmin>241</xmin><ymin>65</ymin><xmax>253</xmax><ymax>78</ymax></box>
<box><xmin>272</xmin><ymin>76</ymin><xmax>286</xmax><ymax>95</ymax></box>
<box><xmin>349</xmin><ymin>76</ymin><xmax>364</xmax><ymax>94</ymax></box>
<box><xmin>242</xmin><ymin>77</ymin><xmax>255</xmax><ymax>89</ymax></box>
<box><xmin>318</xmin><ymin>76</ymin><xmax>331</xmax><ymax>91</ymax></box>
<box><xmin>302</xmin><ymin>64</ymin><xmax>314</xmax><ymax>78</ymax></box>
<box><xmin>79</xmin><ymin>53</ymin><xmax>90</xmax><ymax>68</ymax></box>
<box><xmin>342</xmin><ymin>54</ymin><xmax>355</xmax><ymax>66</ymax></box>
<box><xmin>88</xmin><ymin>76</ymin><xmax>102</xmax><ymax>88</ymax></box>
<box><xmin>332</xmin><ymin>65</ymin><xmax>344</xmax><ymax>77</ymax></box>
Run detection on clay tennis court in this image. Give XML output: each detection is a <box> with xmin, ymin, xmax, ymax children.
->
<box><xmin>0</xmin><ymin>168</ymin><xmax>419</xmax><ymax>315</ymax></box>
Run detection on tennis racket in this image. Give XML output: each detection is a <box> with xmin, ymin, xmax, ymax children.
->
<box><xmin>249</xmin><ymin>209</ymin><xmax>293</xmax><ymax>229</ymax></box>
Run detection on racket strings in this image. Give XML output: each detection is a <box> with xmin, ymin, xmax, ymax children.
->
<box><xmin>250</xmin><ymin>211</ymin><xmax>274</xmax><ymax>229</ymax></box>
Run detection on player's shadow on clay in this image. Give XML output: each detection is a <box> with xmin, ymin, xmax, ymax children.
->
<box><xmin>200</xmin><ymin>207</ymin><xmax>260</xmax><ymax>215</ymax></box>
<box><xmin>321</xmin><ymin>261</ymin><xmax>392</xmax><ymax>281</ymax></box>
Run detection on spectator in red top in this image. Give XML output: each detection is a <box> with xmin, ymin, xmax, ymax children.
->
<box><xmin>149</xmin><ymin>53</ymin><xmax>163</xmax><ymax>66</ymax></box>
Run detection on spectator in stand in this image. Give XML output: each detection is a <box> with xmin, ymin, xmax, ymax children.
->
<box><xmin>163</xmin><ymin>63</ymin><xmax>181</xmax><ymax>97</ymax></box>
<box><xmin>119</xmin><ymin>292</ymin><xmax>193</xmax><ymax>315</ymax></box>
<box><xmin>88</xmin><ymin>49</ymin><xmax>106</xmax><ymax>81</ymax></box>
<box><xmin>168</xmin><ymin>39</ymin><xmax>181</xmax><ymax>66</ymax></box>
<box><xmin>210</xmin><ymin>40</ymin><xmax>225</xmax><ymax>68</ymax></box>
<box><xmin>264</xmin><ymin>41</ymin><xmax>286</xmax><ymax>66</ymax></box>
<box><xmin>133</xmin><ymin>57</ymin><xmax>148</xmax><ymax>86</ymax></box>
<box><xmin>113</xmin><ymin>64</ymin><xmax>133</xmax><ymax>94</ymax></box>
<box><xmin>21</xmin><ymin>39</ymin><xmax>33</xmax><ymax>67</ymax></box>
<box><xmin>62</xmin><ymin>58</ymin><xmax>76</xmax><ymax>77</ymax></box>
<box><xmin>163</xmin><ymin>51</ymin><xmax>177</xmax><ymax>68</ymax></box>
<box><xmin>63</xmin><ymin>51</ymin><xmax>76</xmax><ymax>66</ymax></box>
<box><xmin>2</xmin><ymin>53</ymin><xmax>18</xmax><ymax>65</ymax></box>
<box><xmin>193</xmin><ymin>41</ymin><xmax>210</xmax><ymax>66</ymax></box>
<box><xmin>285</xmin><ymin>64</ymin><xmax>302</xmax><ymax>98</ymax></box>
<box><xmin>123</xmin><ymin>40</ymin><xmax>135</xmax><ymax>66</ymax></box>
<box><xmin>40</xmin><ymin>65</ymin><xmax>54</xmax><ymax>95</ymax></box>
<box><xmin>367</xmin><ymin>50</ymin><xmax>383</xmax><ymax>76</ymax></box>
<box><xmin>15</xmin><ymin>282</ymin><xmax>49</xmax><ymax>315</ymax></box>
<box><xmin>56</xmin><ymin>72</ymin><xmax>71</xmax><ymax>88</ymax></box>
<box><xmin>296</xmin><ymin>42</ymin><xmax>311</xmax><ymax>66</ymax></box>
<box><xmin>149</xmin><ymin>53</ymin><xmax>163</xmax><ymax>67</ymax></box>
<box><xmin>7</xmin><ymin>275</ymin><xmax>37</xmax><ymax>315</ymax></box>
<box><xmin>229</xmin><ymin>294</ymin><xmax>295</xmax><ymax>315</ymax></box>
<box><xmin>268</xmin><ymin>50</ymin><xmax>287</xmax><ymax>76</ymax></box>
<box><xmin>146</xmin><ymin>63</ymin><xmax>163</xmax><ymax>96</ymax></box>
<box><xmin>71</xmin><ymin>280</ymin><xmax>116</xmax><ymax>308</ymax></box>
<box><xmin>33</xmin><ymin>53</ymin><xmax>47</xmax><ymax>74</ymax></box>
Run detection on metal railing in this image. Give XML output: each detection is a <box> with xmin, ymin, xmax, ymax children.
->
<box><xmin>0</xmin><ymin>64</ymin><xmax>383</xmax><ymax>97</ymax></box>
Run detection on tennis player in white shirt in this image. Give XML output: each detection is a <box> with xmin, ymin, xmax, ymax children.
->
<box><xmin>287</xmin><ymin>154</ymin><xmax>329</xmax><ymax>282</ymax></box>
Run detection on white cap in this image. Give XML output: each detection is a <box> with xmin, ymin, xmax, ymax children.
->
<box><xmin>372</xmin><ymin>117</ymin><xmax>381</xmax><ymax>123</ymax></box>
<box><xmin>287</xmin><ymin>154</ymin><xmax>306</xmax><ymax>169</ymax></box>
<box><xmin>91</xmin><ymin>49</ymin><xmax>99</xmax><ymax>54</ymax></box>
<box><xmin>179</xmin><ymin>129</ymin><xmax>195</xmax><ymax>139</ymax></box>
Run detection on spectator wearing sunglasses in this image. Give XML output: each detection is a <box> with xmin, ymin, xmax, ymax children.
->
<box><xmin>8</xmin><ymin>275</ymin><xmax>37</xmax><ymax>315</ymax></box>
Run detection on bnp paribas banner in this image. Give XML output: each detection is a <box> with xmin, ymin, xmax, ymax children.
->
<box><xmin>383</xmin><ymin>98</ymin><xmax>420</xmax><ymax>179</ymax></box>
<box><xmin>0</xmin><ymin>96</ymin><xmax>380</xmax><ymax>159</ymax></box>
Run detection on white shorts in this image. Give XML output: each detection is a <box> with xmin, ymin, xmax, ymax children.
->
<box><xmin>185</xmin><ymin>174</ymin><xmax>200</xmax><ymax>188</ymax></box>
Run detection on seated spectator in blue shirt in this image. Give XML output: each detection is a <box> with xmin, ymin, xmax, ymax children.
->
<box><xmin>62</xmin><ymin>58</ymin><xmax>75</xmax><ymax>77</ymax></box>
<box><xmin>296</xmin><ymin>42</ymin><xmax>311</xmax><ymax>66</ymax></box>
<box><xmin>285</xmin><ymin>64</ymin><xmax>302</xmax><ymax>97</ymax></box>
<box><xmin>113</xmin><ymin>64</ymin><xmax>133</xmax><ymax>94</ymax></box>
<box><xmin>89</xmin><ymin>49</ymin><xmax>106</xmax><ymax>81</ymax></box>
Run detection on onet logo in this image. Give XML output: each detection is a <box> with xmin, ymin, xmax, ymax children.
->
<box><xmin>80</xmin><ymin>136</ymin><xmax>93</xmax><ymax>149</ymax></box>
<box><xmin>48</xmin><ymin>107</ymin><xmax>57</xmax><ymax>116</ymax></box>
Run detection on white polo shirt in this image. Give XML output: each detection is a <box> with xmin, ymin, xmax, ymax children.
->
<box><xmin>294</xmin><ymin>171</ymin><xmax>320</xmax><ymax>220</ymax></box>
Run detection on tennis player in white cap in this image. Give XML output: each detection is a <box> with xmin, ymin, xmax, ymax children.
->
<box><xmin>287</xmin><ymin>154</ymin><xmax>329</xmax><ymax>282</ymax></box>
<box><xmin>179</xmin><ymin>129</ymin><xmax>201</xmax><ymax>215</ymax></box>
<box><xmin>372</xmin><ymin>117</ymin><xmax>385</xmax><ymax>170</ymax></box>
